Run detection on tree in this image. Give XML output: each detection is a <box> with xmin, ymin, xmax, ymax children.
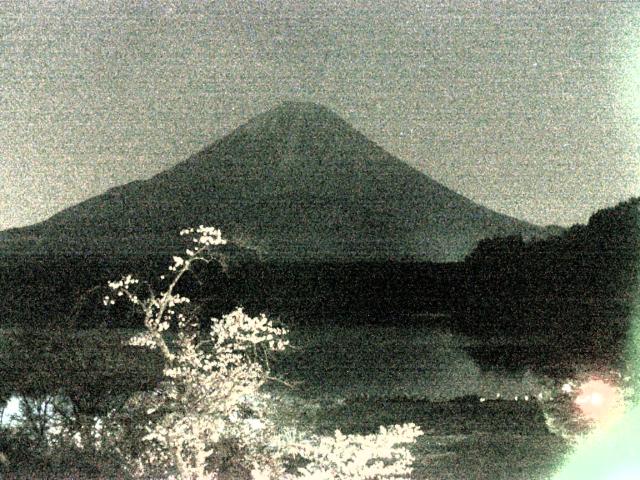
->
<box><xmin>106</xmin><ymin>226</ymin><xmax>422</xmax><ymax>479</ymax></box>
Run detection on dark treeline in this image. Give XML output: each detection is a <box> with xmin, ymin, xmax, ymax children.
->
<box><xmin>457</xmin><ymin>197</ymin><xmax>639</xmax><ymax>368</ymax></box>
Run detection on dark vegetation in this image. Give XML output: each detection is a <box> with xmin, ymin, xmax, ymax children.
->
<box><xmin>459</xmin><ymin>197</ymin><xmax>639</xmax><ymax>373</ymax></box>
<box><xmin>0</xmin><ymin>328</ymin><xmax>163</xmax><ymax>478</ymax></box>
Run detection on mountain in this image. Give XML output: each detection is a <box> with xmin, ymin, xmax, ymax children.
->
<box><xmin>0</xmin><ymin>102</ymin><xmax>552</xmax><ymax>262</ymax></box>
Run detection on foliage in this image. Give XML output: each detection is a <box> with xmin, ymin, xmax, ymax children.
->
<box><xmin>0</xmin><ymin>327</ymin><xmax>163</xmax><ymax>409</ymax></box>
<box><xmin>104</xmin><ymin>226</ymin><xmax>423</xmax><ymax>480</ymax></box>
<box><xmin>0</xmin><ymin>399</ymin><xmax>127</xmax><ymax>479</ymax></box>
<box><xmin>459</xmin><ymin>197</ymin><xmax>639</xmax><ymax>368</ymax></box>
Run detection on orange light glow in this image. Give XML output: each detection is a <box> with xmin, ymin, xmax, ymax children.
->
<box><xmin>574</xmin><ymin>379</ymin><xmax>625</xmax><ymax>425</ymax></box>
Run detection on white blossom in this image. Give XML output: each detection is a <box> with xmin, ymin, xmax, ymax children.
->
<box><xmin>105</xmin><ymin>227</ymin><xmax>421</xmax><ymax>480</ymax></box>
<box><xmin>126</xmin><ymin>332</ymin><xmax>158</xmax><ymax>350</ymax></box>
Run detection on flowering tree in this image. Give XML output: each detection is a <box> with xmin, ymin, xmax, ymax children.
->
<box><xmin>283</xmin><ymin>424</ymin><xmax>423</xmax><ymax>480</ymax></box>
<box><xmin>105</xmin><ymin>227</ymin><xmax>422</xmax><ymax>479</ymax></box>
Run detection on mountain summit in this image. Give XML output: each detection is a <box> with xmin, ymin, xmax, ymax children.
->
<box><xmin>2</xmin><ymin>102</ymin><xmax>548</xmax><ymax>261</ymax></box>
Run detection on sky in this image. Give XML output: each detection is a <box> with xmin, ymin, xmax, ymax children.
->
<box><xmin>1</xmin><ymin>0</ymin><xmax>639</xmax><ymax>230</ymax></box>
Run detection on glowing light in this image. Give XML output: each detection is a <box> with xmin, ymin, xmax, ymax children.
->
<box><xmin>553</xmin><ymin>261</ymin><xmax>640</xmax><ymax>479</ymax></box>
<box><xmin>574</xmin><ymin>379</ymin><xmax>625</xmax><ymax>425</ymax></box>
<box><xmin>552</xmin><ymin>405</ymin><xmax>640</xmax><ymax>480</ymax></box>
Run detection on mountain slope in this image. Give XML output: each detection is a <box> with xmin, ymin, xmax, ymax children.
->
<box><xmin>1</xmin><ymin>102</ymin><xmax>549</xmax><ymax>262</ymax></box>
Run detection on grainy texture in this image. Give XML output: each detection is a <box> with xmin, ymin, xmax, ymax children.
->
<box><xmin>2</xmin><ymin>1</ymin><xmax>638</xmax><ymax>231</ymax></box>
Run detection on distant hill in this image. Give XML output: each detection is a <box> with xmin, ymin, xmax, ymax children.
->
<box><xmin>0</xmin><ymin>101</ymin><xmax>552</xmax><ymax>262</ymax></box>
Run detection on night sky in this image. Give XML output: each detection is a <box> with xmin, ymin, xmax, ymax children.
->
<box><xmin>2</xmin><ymin>0</ymin><xmax>639</xmax><ymax>231</ymax></box>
